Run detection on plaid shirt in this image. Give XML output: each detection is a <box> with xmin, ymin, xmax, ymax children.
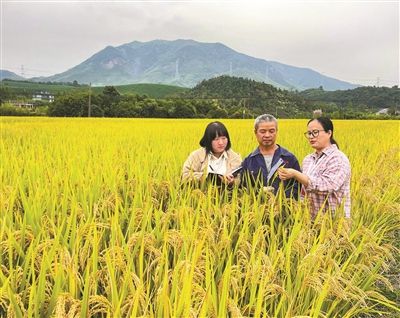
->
<box><xmin>302</xmin><ymin>144</ymin><xmax>351</xmax><ymax>218</ymax></box>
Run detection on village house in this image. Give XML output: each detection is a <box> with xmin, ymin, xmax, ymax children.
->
<box><xmin>11</xmin><ymin>101</ymin><xmax>35</xmax><ymax>109</ymax></box>
<box><xmin>32</xmin><ymin>91</ymin><xmax>55</xmax><ymax>103</ymax></box>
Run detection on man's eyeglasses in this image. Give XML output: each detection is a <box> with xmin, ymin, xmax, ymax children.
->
<box><xmin>304</xmin><ymin>129</ymin><xmax>325</xmax><ymax>138</ymax></box>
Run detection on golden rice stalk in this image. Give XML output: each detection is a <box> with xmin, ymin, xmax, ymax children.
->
<box><xmin>88</xmin><ymin>295</ymin><xmax>112</xmax><ymax>316</ymax></box>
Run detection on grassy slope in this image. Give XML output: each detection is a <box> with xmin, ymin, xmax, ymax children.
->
<box><xmin>1</xmin><ymin>80</ymin><xmax>189</xmax><ymax>99</ymax></box>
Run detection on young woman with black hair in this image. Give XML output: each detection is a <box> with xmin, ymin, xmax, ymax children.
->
<box><xmin>181</xmin><ymin>121</ymin><xmax>242</xmax><ymax>186</ymax></box>
<box><xmin>278</xmin><ymin>117</ymin><xmax>351</xmax><ymax>218</ymax></box>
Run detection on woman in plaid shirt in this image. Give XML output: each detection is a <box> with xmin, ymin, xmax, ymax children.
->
<box><xmin>278</xmin><ymin>117</ymin><xmax>351</xmax><ymax>218</ymax></box>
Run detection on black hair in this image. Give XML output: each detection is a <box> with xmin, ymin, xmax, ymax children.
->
<box><xmin>308</xmin><ymin>117</ymin><xmax>339</xmax><ymax>149</ymax></box>
<box><xmin>199</xmin><ymin>121</ymin><xmax>231</xmax><ymax>153</ymax></box>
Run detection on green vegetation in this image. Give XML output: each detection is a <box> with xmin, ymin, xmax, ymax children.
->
<box><xmin>0</xmin><ymin>103</ymin><xmax>45</xmax><ymax>116</ymax></box>
<box><xmin>1</xmin><ymin>77</ymin><xmax>399</xmax><ymax>118</ymax></box>
<box><xmin>299</xmin><ymin>85</ymin><xmax>399</xmax><ymax>110</ymax></box>
<box><xmin>297</xmin><ymin>85</ymin><xmax>400</xmax><ymax>118</ymax></box>
<box><xmin>0</xmin><ymin>79</ymin><xmax>187</xmax><ymax>99</ymax></box>
<box><xmin>1</xmin><ymin>79</ymin><xmax>88</xmax><ymax>95</ymax></box>
<box><xmin>92</xmin><ymin>83</ymin><xmax>189</xmax><ymax>98</ymax></box>
<box><xmin>45</xmin><ymin>77</ymin><xmax>311</xmax><ymax>118</ymax></box>
<box><xmin>182</xmin><ymin>75</ymin><xmax>308</xmax><ymax>117</ymax></box>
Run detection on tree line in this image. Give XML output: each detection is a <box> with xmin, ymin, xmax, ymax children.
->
<box><xmin>1</xmin><ymin>76</ymin><xmax>399</xmax><ymax>118</ymax></box>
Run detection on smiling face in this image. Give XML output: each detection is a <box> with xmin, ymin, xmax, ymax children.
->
<box><xmin>255</xmin><ymin>121</ymin><xmax>277</xmax><ymax>149</ymax></box>
<box><xmin>211</xmin><ymin>135</ymin><xmax>228</xmax><ymax>156</ymax></box>
<box><xmin>306</xmin><ymin>120</ymin><xmax>332</xmax><ymax>151</ymax></box>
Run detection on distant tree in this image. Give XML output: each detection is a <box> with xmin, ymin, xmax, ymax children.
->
<box><xmin>103</xmin><ymin>86</ymin><xmax>121</xmax><ymax>98</ymax></box>
<box><xmin>139</xmin><ymin>100</ymin><xmax>158</xmax><ymax>117</ymax></box>
<box><xmin>169</xmin><ymin>100</ymin><xmax>196</xmax><ymax>118</ymax></box>
<box><xmin>207</xmin><ymin>107</ymin><xmax>228</xmax><ymax>118</ymax></box>
<box><xmin>192</xmin><ymin>100</ymin><xmax>214</xmax><ymax>116</ymax></box>
<box><xmin>0</xmin><ymin>103</ymin><xmax>37</xmax><ymax>116</ymax></box>
<box><xmin>48</xmin><ymin>92</ymin><xmax>100</xmax><ymax>117</ymax></box>
<box><xmin>101</xmin><ymin>86</ymin><xmax>121</xmax><ymax>116</ymax></box>
<box><xmin>0</xmin><ymin>86</ymin><xmax>11</xmax><ymax>105</ymax></box>
<box><xmin>89</xmin><ymin>104</ymin><xmax>104</xmax><ymax>117</ymax></box>
<box><xmin>388</xmin><ymin>106</ymin><xmax>397</xmax><ymax>116</ymax></box>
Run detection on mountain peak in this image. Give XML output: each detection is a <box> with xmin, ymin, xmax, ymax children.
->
<box><xmin>0</xmin><ymin>69</ymin><xmax>25</xmax><ymax>81</ymax></box>
<box><xmin>35</xmin><ymin>39</ymin><xmax>358</xmax><ymax>90</ymax></box>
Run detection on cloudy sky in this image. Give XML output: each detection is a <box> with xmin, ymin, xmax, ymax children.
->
<box><xmin>1</xmin><ymin>0</ymin><xmax>399</xmax><ymax>86</ymax></box>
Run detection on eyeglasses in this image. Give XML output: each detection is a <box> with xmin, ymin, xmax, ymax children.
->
<box><xmin>303</xmin><ymin>129</ymin><xmax>325</xmax><ymax>138</ymax></box>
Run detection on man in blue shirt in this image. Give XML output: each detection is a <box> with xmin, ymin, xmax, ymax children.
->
<box><xmin>241</xmin><ymin>114</ymin><xmax>301</xmax><ymax>199</ymax></box>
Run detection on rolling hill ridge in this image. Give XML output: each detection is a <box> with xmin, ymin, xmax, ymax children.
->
<box><xmin>28</xmin><ymin>39</ymin><xmax>358</xmax><ymax>91</ymax></box>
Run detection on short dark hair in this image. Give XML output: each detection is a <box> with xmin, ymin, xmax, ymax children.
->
<box><xmin>308</xmin><ymin>117</ymin><xmax>339</xmax><ymax>148</ymax></box>
<box><xmin>199</xmin><ymin>121</ymin><xmax>231</xmax><ymax>153</ymax></box>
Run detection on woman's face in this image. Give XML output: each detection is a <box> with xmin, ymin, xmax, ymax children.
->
<box><xmin>306</xmin><ymin>120</ymin><xmax>331</xmax><ymax>151</ymax></box>
<box><xmin>211</xmin><ymin>135</ymin><xmax>228</xmax><ymax>155</ymax></box>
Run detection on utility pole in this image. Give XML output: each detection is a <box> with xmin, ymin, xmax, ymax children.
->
<box><xmin>88</xmin><ymin>82</ymin><xmax>92</xmax><ymax>117</ymax></box>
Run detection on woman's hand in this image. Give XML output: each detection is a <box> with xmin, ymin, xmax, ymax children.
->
<box><xmin>278</xmin><ymin>167</ymin><xmax>296</xmax><ymax>180</ymax></box>
<box><xmin>219</xmin><ymin>174</ymin><xmax>235</xmax><ymax>185</ymax></box>
<box><xmin>278</xmin><ymin>167</ymin><xmax>310</xmax><ymax>187</ymax></box>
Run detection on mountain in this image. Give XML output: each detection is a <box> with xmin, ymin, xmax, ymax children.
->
<box><xmin>1</xmin><ymin>70</ymin><xmax>25</xmax><ymax>81</ymax></box>
<box><xmin>36</xmin><ymin>39</ymin><xmax>359</xmax><ymax>91</ymax></box>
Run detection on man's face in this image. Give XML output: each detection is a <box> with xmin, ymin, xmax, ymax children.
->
<box><xmin>255</xmin><ymin>121</ymin><xmax>277</xmax><ymax>148</ymax></box>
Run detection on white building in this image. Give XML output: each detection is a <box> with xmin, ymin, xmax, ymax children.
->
<box><xmin>32</xmin><ymin>91</ymin><xmax>55</xmax><ymax>103</ymax></box>
<box><xmin>376</xmin><ymin>108</ymin><xmax>389</xmax><ymax>115</ymax></box>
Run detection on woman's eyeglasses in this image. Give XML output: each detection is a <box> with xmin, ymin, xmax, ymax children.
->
<box><xmin>304</xmin><ymin>129</ymin><xmax>325</xmax><ymax>138</ymax></box>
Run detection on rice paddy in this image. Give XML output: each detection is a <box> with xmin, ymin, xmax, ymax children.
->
<box><xmin>1</xmin><ymin>117</ymin><xmax>399</xmax><ymax>317</ymax></box>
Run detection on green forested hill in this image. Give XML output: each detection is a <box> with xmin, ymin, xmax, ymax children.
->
<box><xmin>1</xmin><ymin>79</ymin><xmax>87</xmax><ymax>95</ymax></box>
<box><xmin>298</xmin><ymin>86</ymin><xmax>400</xmax><ymax>110</ymax></box>
<box><xmin>1</xmin><ymin>77</ymin><xmax>398</xmax><ymax>118</ymax></box>
<box><xmin>1</xmin><ymin>80</ymin><xmax>188</xmax><ymax>99</ymax></box>
<box><xmin>184</xmin><ymin>75</ymin><xmax>286</xmax><ymax>99</ymax></box>
<box><xmin>181</xmin><ymin>75</ymin><xmax>308</xmax><ymax>117</ymax></box>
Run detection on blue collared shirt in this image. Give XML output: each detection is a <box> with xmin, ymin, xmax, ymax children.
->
<box><xmin>241</xmin><ymin>145</ymin><xmax>301</xmax><ymax>199</ymax></box>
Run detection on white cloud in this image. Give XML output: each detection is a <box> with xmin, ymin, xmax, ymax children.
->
<box><xmin>2</xmin><ymin>0</ymin><xmax>398</xmax><ymax>86</ymax></box>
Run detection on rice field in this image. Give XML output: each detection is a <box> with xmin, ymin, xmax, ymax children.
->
<box><xmin>1</xmin><ymin>117</ymin><xmax>399</xmax><ymax>317</ymax></box>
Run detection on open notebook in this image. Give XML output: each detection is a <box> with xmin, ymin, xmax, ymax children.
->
<box><xmin>206</xmin><ymin>166</ymin><xmax>243</xmax><ymax>185</ymax></box>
